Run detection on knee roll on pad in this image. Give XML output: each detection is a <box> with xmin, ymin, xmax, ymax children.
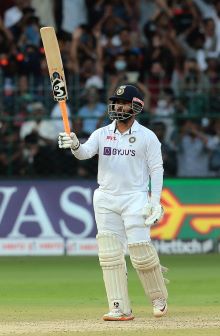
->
<box><xmin>128</xmin><ymin>242</ymin><xmax>160</xmax><ymax>270</ymax></box>
<box><xmin>96</xmin><ymin>232</ymin><xmax>124</xmax><ymax>269</ymax></box>
<box><xmin>128</xmin><ymin>242</ymin><xmax>168</xmax><ymax>300</ymax></box>
<box><xmin>96</xmin><ymin>232</ymin><xmax>131</xmax><ymax>314</ymax></box>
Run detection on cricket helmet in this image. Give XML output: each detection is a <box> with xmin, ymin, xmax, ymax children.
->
<box><xmin>108</xmin><ymin>84</ymin><xmax>144</xmax><ymax>121</ymax></box>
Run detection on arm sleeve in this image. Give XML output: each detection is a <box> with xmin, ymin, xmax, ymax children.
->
<box><xmin>147</xmin><ymin>133</ymin><xmax>164</xmax><ymax>204</ymax></box>
<box><xmin>71</xmin><ymin>129</ymin><xmax>99</xmax><ymax>160</ymax></box>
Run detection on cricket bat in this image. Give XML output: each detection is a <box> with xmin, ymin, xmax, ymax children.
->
<box><xmin>40</xmin><ymin>26</ymin><xmax>71</xmax><ymax>134</ymax></box>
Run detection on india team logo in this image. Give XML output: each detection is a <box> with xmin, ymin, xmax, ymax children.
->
<box><xmin>129</xmin><ymin>136</ymin><xmax>136</xmax><ymax>143</ymax></box>
<box><xmin>116</xmin><ymin>85</ymin><xmax>126</xmax><ymax>95</ymax></box>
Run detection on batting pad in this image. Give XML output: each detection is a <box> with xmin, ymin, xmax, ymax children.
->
<box><xmin>97</xmin><ymin>232</ymin><xmax>131</xmax><ymax>314</ymax></box>
<box><xmin>128</xmin><ymin>242</ymin><xmax>168</xmax><ymax>301</ymax></box>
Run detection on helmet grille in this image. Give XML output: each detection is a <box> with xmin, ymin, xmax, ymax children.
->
<box><xmin>108</xmin><ymin>97</ymin><xmax>144</xmax><ymax>121</ymax></box>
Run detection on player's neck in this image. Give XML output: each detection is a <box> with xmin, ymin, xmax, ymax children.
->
<box><xmin>116</xmin><ymin>118</ymin><xmax>135</xmax><ymax>134</ymax></box>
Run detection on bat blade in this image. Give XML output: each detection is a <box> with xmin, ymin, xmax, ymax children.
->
<box><xmin>40</xmin><ymin>26</ymin><xmax>70</xmax><ymax>134</ymax></box>
<box><xmin>40</xmin><ymin>26</ymin><xmax>68</xmax><ymax>102</ymax></box>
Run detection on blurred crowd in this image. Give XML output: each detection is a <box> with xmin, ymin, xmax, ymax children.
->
<box><xmin>0</xmin><ymin>0</ymin><xmax>220</xmax><ymax>178</ymax></box>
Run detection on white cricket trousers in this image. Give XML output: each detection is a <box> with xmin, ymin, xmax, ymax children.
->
<box><xmin>93</xmin><ymin>189</ymin><xmax>151</xmax><ymax>250</ymax></box>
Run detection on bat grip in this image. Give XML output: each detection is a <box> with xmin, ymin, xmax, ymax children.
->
<box><xmin>59</xmin><ymin>100</ymin><xmax>71</xmax><ymax>134</ymax></box>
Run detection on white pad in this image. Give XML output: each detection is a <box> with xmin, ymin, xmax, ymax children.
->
<box><xmin>128</xmin><ymin>242</ymin><xmax>168</xmax><ymax>301</ymax></box>
<box><xmin>97</xmin><ymin>232</ymin><xmax>131</xmax><ymax>314</ymax></box>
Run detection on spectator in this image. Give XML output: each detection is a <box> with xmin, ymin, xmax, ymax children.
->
<box><xmin>202</xmin><ymin>18</ymin><xmax>220</xmax><ymax>56</ymax></box>
<box><xmin>175</xmin><ymin>57</ymin><xmax>210</xmax><ymax>115</ymax></box>
<box><xmin>17</xmin><ymin>13</ymin><xmax>41</xmax><ymax>49</ymax></box>
<box><xmin>204</xmin><ymin>56</ymin><xmax>220</xmax><ymax>116</ymax></box>
<box><xmin>152</xmin><ymin>88</ymin><xmax>176</xmax><ymax>142</ymax></box>
<box><xmin>177</xmin><ymin>11</ymin><xmax>220</xmax><ymax>72</ymax></box>
<box><xmin>20</xmin><ymin>102</ymin><xmax>59</xmax><ymax>175</ymax></box>
<box><xmin>23</xmin><ymin>131</ymin><xmax>58</xmax><ymax>176</ymax></box>
<box><xmin>104</xmin><ymin>26</ymin><xmax>141</xmax><ymax>59</ymax></box>
<box><xmin>0</xmin><ymin>16</ymin><xmax>13</xmax><ymax>52</ymax></box>
<box><xmin>174</xmin><ymin>118</ymin><xmax>213</xmax><ymax>177</ymax></box>
<box><xmin>110</xmin><ymin>0</ymin><xmax>134</xmax><ymax>23</ymax></box>
<box><xmin>77</xmin><ymin>86</ymin><xmax>107</xmax><ymax>134</ymax></box>
<box><xmin>150</xmin><ymin>121</ymin><xmax>177</xmax><ymax>177</ymax></box>
<box><xmin>61</xmin><ymin>0</ymin><xmax>88</xmax><ymax>35</ymax></box>
<box><xmin>138</xmin><ymin>0</ymin><xmax>159</xmax><ymax>42</ymax></box>
<box><xmin>106</xmin><ymin>52</ymin><xmax>129</xmax><ymax>90</ymax></box>
<box><xmin>193</xmin><ymin>0</ymin><xmax>220</xmax><ymax>45</ymax></box>
<box><xmin>0</xmin><ymin>125</ymin><xmax>24</xmax><ymax>176</ymax></box>
<box><xmin>16</xmin><ymin>74</ymin><xmax>41</xmax><ymax>104</ymax></box>
<box><xmin>50</xmin><ymin>102</ymin><xmax>72</xmax><ymax>134</ymax></box>
<box><xmin>31</xmin><ymin>0</ymin><xmax>56</xmax><ymax>28</ymax></box>
<box><xmin>22</xmin><ymin>132</ymin><xmax>40</xmax><ymax>175</ymax></box>
<box><xmin>86</xmin><ymin>0</ymin><xmax>106</xmax><ymax>30</ymax></box>
<box><xmin>143</xmin><ymin>4</ymin><xmax>173</xmax><ymax>42</ymax></box>
<box><xmin>143</xmin><ymin>31</ymin><xmax>178</xmax><ymax>82</ymax></box>
<box><xmin>70</xmin><ymin>25</ymin><xmax>104</xmax><ymax>88</ymax></box>
<box><xmin>170</xmin><ymin>0</ymin><xmax>200</xmax><ymax>35</ymax></box>
<box><xmin>93</xmin><ymin>4</ymin><xmax>130</xmax><ymax>55</ymax></box>
<box><xmin>3</xmin><ymin>2</ymin><xmax>23</xmax><ymax>30</ymax></box>
<box><xmin>145</xmin><ymin>61</ymin><xmax>171</xmax><ymax>109</ymax></box>
<box><xmin>19</xmin><ymin>101</ymin><xmax>57</xmax><ymax>145</ymax></box>
<box><xmin>205</xmin><ymin>55</ymin><xmax>220</xmax><ymax>86</ymax></box>
<box><xmin>208</xmin><ymin>118</ymin><xmax>220</xmax><ymax>176</ymax></box>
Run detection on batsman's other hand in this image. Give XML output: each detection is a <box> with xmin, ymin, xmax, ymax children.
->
<box><xmin>58</xmin><ymin>132</ymin><xmax>80</xmax><ymax>150</ymax></box>
<box><xmin>143</xmin><ymin>202</ymin><xmax>164</xmax><ymax>226</ymax></box>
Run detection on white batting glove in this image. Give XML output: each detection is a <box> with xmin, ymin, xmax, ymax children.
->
<box><xmin>143</xmin><ymin>202</ymin><xmax>164</xmax><ymax>226</ymax></box>
<box><xmin>58</xmin><ymin>132</ymin><xmax>80</xmax><ymax>150</ymax></box>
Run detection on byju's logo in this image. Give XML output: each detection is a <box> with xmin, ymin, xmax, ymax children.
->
<box><xmin>103</xmin><ymin>147</ymin><xmax>136</xmax><ymax>156</ymax></box>
<box><xmin>103</xmin><ymin>147</ymin><xmax>112</xmax><ymax>155</ymax></box>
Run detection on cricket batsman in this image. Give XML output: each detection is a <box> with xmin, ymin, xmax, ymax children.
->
<box><xmin>58</xmin><ymin>84</ymin><xmax>168</xmax><ymax>321</ymax></box>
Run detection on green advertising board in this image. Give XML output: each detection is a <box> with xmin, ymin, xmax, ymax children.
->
<box><xmin>151</xmin><ymin>179</ymin><xmax>220</xmax><ymax>242</ymax></box>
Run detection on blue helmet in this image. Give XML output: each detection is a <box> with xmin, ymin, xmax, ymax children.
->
<box><xmin>108</xmin><ymin>84</ymin><xmax>144</xmax><ymax>121</ymax></box>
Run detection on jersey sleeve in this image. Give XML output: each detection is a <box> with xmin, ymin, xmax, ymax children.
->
<box><xmin>71</xmin><ymin>129</ymin><xmax>99</xmax><ymax>160</ymax></box>
<box><xmin>147</xmin><ymin>132</ymin><xmax>164</xmax><ymax>203</ymax></box>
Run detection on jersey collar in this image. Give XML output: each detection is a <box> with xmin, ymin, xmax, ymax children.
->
<box><xmin>108</xmin><ymin>119</ymin><xmax>140</xmax><ymax>134</ymax></box>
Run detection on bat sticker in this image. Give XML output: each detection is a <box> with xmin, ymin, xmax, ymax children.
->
<box><xmin>51</xmin><ymin>72</ymin><xmax>67</xmax><ymax>101</ymax></box>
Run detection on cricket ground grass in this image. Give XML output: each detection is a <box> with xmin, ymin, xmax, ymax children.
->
<box><xmin>0</xmin><ymin>254</ymin><xmax>219</xmax><ymax>336</ymax></box>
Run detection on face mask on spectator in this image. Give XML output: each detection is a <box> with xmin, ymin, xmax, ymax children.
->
<box><xmin>114</xmin><ymin>60</ymin><xmax>127</xmax><ymax>71</ymax></box>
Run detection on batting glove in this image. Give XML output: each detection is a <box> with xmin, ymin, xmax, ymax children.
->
<box><xmin>143</xmin><ymin>202</ymin><xmax>164</xmax><ymax>226</ymax></box>
<box><xmin>58</xmin><ymin>132</ymin><xmax>80</xmax><ymax>150</ymax></box>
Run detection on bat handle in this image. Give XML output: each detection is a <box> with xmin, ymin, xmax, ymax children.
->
<box><xmin>59</xmin><ymin>100</ymin><xmax>71</xmax><ymax>134</ymax></box>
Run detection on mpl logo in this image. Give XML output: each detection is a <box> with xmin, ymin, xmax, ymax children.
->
<box><xmin>106</xmin><ymin>135</ymin><xmax>117</xmax><ymax>141</ymax></box>
<box><xmin>103</xmin><ymin>147</ymin><xmax>111</xmax><ymax>155</ymax></box>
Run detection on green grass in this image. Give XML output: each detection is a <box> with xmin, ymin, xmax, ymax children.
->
<box><xmin>0</xmin><ymin>254</ymin><xmax>219</xmax><ymax>335</ymax></box>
